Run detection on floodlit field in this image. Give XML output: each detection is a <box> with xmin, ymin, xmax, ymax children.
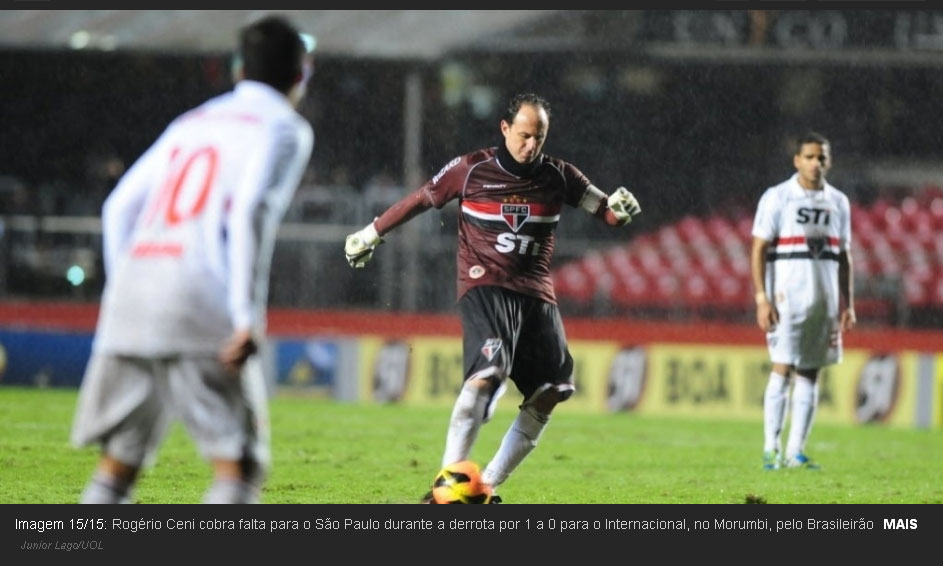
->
<box><xmin>1</xmin><ymin>386</ymin><xmax>940</xmax><ymax>504</ymax></box>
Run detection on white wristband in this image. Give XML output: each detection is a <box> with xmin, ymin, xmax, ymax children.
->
<box><xmin>362</xmin><ymin>221</ymin><xmax>379</xmax><ymax>245</ymax></box>
<box><xmin>579</xmin><ymin>185</ymin><xmax>608</xmax><ymax>214</ymax></box>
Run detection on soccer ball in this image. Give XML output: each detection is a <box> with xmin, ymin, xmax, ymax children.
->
<box><xmin>431</xmin><ymin>460</ymin><xmax>493</xmax><ymax>504</ymax></box>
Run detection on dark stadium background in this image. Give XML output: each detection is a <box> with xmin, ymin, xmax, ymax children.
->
<box><xmin>0</xmin><ymin>12</ymin><xmax>940</xmax><ymax>433</ymax></box>
<box><xmin>1</xmin><ymin>10</ymin><xmax>941</xmax><ymax>327</ymax></box>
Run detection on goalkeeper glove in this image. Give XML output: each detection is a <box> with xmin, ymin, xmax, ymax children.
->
<box><xmin>344</xmin><ymin>221</ymin><xmax>382</xmax><ymax>268</ymax></box>
<box><xmin>607</xmin><ymin>187</ymin><xmax>641</xmax><ymax>225</ymax></box>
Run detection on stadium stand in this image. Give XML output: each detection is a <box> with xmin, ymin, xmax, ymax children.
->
<box><xmin>553</xmin><ymin>186</ymin><xmax>943</xmax><ymax>326</ymax></box>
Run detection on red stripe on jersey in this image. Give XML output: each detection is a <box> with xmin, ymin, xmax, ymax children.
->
<box><xmin>131</xmin><ymin>242</ymin><xmax>183</xmax><ymax>257</ymax></box>
<box><xmin>229</xmin><ymin>113</ymin><xmax>262</xmax><ymax>124</ymax></box>
<box><xmin>461</xmin><ymin>200</ymin><xmax>562</xmax><ymax>216</ymax></box>
<box><xmin>772</xmin><ymin>236</ymin><xmax>840</xmax><ymax>246</ymax></box>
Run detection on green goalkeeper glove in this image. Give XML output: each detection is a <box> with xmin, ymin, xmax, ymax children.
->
<box><xmin>608</xmin><ymin>187</ymin><xmax>641</xmax><ymax>225</ymax></box>
<box><xmin>344</xmin><ymin>222</ymin><xmax>382</xmax><ymax>268</ymax></box>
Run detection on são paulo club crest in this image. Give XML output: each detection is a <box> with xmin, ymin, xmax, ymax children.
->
<box><xmin>501</xmin><ymin>204</ymin><xmax>530</xmax><ymax>232</ymax></box>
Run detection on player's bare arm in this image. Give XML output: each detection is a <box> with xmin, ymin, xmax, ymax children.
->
<box><xmin>838</xmin><ymin>249</ymin><xmax>856</xmax><ymax>332</ymax></box>
<box><xmin>218</xmin><ymin>328</ymin><xmax>259</xmax><ymax>374</ymax></box>
<box><xmin>751</xmin><ymin>236</ymin><xmax>778</xmax><ymax>332</ymax></box>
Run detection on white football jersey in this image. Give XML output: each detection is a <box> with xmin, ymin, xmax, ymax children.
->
<box><xmin>752</xmin><ymin>173</ymin><xmax>851</xmax><ymax>367</ymax></box>
<box><xmin>93</xmin><ymin>81</ymin><xmax>313</xmax><ymax>355</ymax></box>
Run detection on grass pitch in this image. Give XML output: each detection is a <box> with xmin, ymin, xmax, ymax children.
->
<box><xmin>0</xmin><ymin>386</ymin><xmax>940</xmax><ymax>504</ymax></box>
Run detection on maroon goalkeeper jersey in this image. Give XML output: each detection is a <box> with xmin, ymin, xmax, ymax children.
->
<box><xmin>420</xmin><ymin>146</ymin><xmax>601</xmax><ymax>304</ymax></box>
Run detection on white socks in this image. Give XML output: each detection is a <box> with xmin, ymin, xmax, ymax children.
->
<box><xmin>481</xmin><ymin>405</ymin><xmax>549</xmax><ymax>488</ymax></box>
<box><xmin>442</xmin><ymin>383</ymin><xmax>491</xmax><ymax>467</ymax></box>
<box><xmin>443</xmin><ymin>378</ymin><xmax>551</xmax><ymax>490</ymax></box>
<box><xmin>203</xmin><ymin>477</ymin><xmax>260</xmax><ymax>504</ymax></box>
<box><xmin>80</xmin><ymin>471</ymin><xmax>133</xmax><ymax>504</ymax></box>
<box><xmin>763</xmin><ymin>372</ymin><xmax>789</xmax><ymax>454</ymax></box>
<box><xmin>786</xmin><ymin>375</ymin><xmax>818</xmax><ymax>459</ymax></box>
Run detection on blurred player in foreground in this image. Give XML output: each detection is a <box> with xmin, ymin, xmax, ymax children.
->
<box><xmin>344</xmin><ymin>93</ymin><xmax>641</xmax><ymax>502</ymax></box>
<box><xmin>751</xmin><ymin>132</ymin><xmax>855</xmax><ymax>470</ymax></box>
<box><xmin>72</xmin><ymin>15</ymin><xmax>315</xmax><ymax>503</ymax></box>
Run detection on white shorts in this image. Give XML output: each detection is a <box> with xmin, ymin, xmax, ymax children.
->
<box><xmin>71</xmin><ymin>353</ymin><xmax>269</xmax><ymax>472</ymax></box>
<box><xmin>766</xmin><ymin>315</ymin><xmax>842</xmax><ymax>370</ymax></box>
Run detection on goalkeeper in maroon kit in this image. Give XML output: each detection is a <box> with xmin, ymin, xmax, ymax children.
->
<box><xmin>345</xmin><ymin>93</ymin><xmax>641</xmax><ymax>502</ymax></box>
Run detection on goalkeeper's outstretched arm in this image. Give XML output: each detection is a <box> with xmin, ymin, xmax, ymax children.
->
<box><xmin>344</xmin><ymin>187</ymin><xmax>434</xmax><ymax>268</ymax></box>
<box><xmin>373</xmin><ymin>188</ymin><xmax>434</xmax><ymax>235</ymax></box>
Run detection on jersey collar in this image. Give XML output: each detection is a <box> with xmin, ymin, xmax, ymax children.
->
<box><xmin>234</xmin><ymin>80</ymin><xmax>293</xmax><ymax>110</ymax></box>
<box><xmin>495</xmin><ymin>143</ymin><xmax>542</xmax><ymax>178</ymax></box>
<box><xmin>790</xmin><ymin>173</ymin><xmax>833</xmax><ymax>199</ymax></box>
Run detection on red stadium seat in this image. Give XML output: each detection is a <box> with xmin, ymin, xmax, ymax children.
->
<box><xmin>850</xmin><ymin>246</ymin><xmax>872</xmax><ymax>277</ymax></box>
<box><xmin>636</xmin><ymin>241</ymin><xmax>671</xmax><ymax>276</ymax></box>
<box><xmin>582</xmin><ymin>250</ymin><xmax>609</xmax><ymax>279</ymax></box>
<box><xmin>869</xmin><ymin>199</ymin><xmax>893</xmax><ymax>231</ymax></box>
<box><xmin>709</xmin><ymin>272</ymin><xmax>749</xmax><ymax>309</ymax></box>
<box><xmin>926</xmin><ymin>278</ymin><xmax>943</xmax><ymax>307</ymax></box>
<box><xmin>904</xmin><ymin>209</ymin><xmax>934</xmax><ymax>249</ymax></box>
<box><xmin>930</xmin><ymin>235</ymin><xmax>943</xmax><ymax>264</ymax></box>
<box><xmin>695</xmin><ymin>249</ymin><xmax>725</xmax><ymax>277</ymax></box>
<box><xmin>929</xmin><ymin>197</ymin><xmax>943</xmax><ymax>229</ymax></box>
<box><xmin>652</xmin><ymin>272</ymin><xmax>681</xmax><ymax>307</ymax></box>
<box><xmin>900</xmin><ymin>196</ymin><xmax>920</xmax><ymax>221</ymax></box>
<box><xmin>736</xmin><ymin>216</ymin><xmax>754</xmax><ymax>242</ymax></box>
<box><xmin>916</xmin><ymin>185</ymin><xmax>943</xmax><ymax>207</ymax></box>
<box><xmin>705</xmin><ymin>215</ymin><xmax>736</xmax><ymax>238</ymax></box>
<box><xmin>553</xmin><ymin>263</ymin><xmax>594</xmax><ymax>305</ymax></box>
<box><xmin>850</xmin><ymin>203</ymin><xmax>870</xmax><ymax>247</ymax></box>
<box><xmin>681</xmin><ymin>272</ymin><xmax>711</xmax><ymax>309</ymax></box>
<box><xmin>610</xmin><ymin>271</ymin><xmax>655</xmax><ymax>307</ymax></box>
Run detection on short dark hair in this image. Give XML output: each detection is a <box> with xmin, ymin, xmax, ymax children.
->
<box><xmin>795</xmin><ymin>131</ymin><xmax>829</xmax><ymax>154</ymax></box>
<box><xmin>238</xmin><ymin>15</ymin><xmax>306</xmax><ymax>93</ymax></box>
<box><xmin>504</xmin><ymin>93</ymin><xmax>551</xmax><ymax>124</ymax></box>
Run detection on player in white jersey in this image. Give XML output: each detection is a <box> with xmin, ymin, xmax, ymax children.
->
<box><xmin>71</xmin><ymin>15</ymin><xmax>315</xmax><ymax>503</ymax></box>
<box><xmin>751</xmin><ymin>132</ymin><xmax>856</xmax><ymax>470</ymax></box>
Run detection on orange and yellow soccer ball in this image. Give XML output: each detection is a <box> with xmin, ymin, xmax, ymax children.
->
<box><xmin>431</xmin><ymin>460</ymin><xmax>493</xmax><ymax>504</ymax></box>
